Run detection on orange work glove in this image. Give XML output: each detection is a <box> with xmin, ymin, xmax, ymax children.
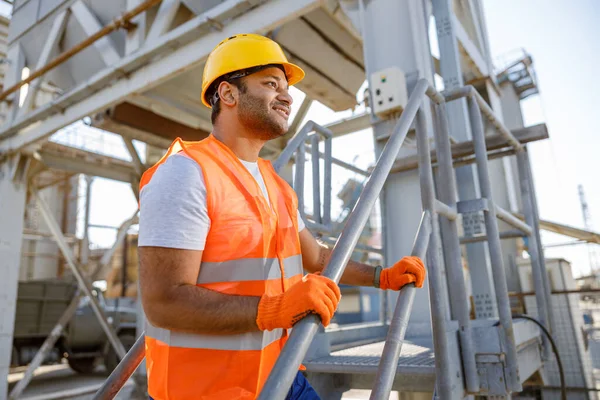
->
<box><xmin>256</xmin><ymin>273</ymin><xmax>341</xmax><ymax>331</ymax></box>
<box><xmin>380</xmin><ymin>256</ymin><xmax>426</xmax><ymax>290</ymax></box>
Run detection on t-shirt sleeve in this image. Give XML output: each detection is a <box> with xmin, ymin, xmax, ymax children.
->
<box><xmin>297</xmin><ymin>210</ymin><xmax>306</xmax><ymax>232</ymax></box>
<box><xmin>138</xmin><ymin>154</ymin><xmax>210</xmax><ymax>251</ymax></box>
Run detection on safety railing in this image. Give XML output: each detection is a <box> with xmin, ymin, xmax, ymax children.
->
<box><xmin>258</xmin><ymin>79</ymin><xmax>461</xmax><ymax>399</ymax></box>
<box><xmin>259</xmin><ymin>79</ymin><xmax>551</xmax><ymax>399</ymax></box>
<box><xmin>273</xmin><ymin>120</ymin><xmax>333</xmax><ymax>233</ymax></box>
<box><xmin>93</xmin><ymin>79</ymin><xmax>552</xmax><ymax>399</ymax></box>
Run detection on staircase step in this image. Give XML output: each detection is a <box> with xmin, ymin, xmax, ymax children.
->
<box><xmin>304</xmin><ymin>338</ymin><xmax>436</xmax><ymax>392</ymax></box>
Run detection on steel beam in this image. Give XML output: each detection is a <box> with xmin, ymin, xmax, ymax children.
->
<box><xmin>453</xmin><ymin>14</ymin><xmax>488</xmax><ymax>78</ymax></box>
<box><xmin>81</xmin><ymin>176</ymin><xmax>93</xmax><ymax>265</ymax></box>
<box><xmin>37</xmin><ymin>143</ymin><xmax>138</xmax><ymax>183</ymax></box>
<box><xmin>0</xmin><ymin>156</ymin><xmax>28</xmax><ymax>397</ymax></box>
<box><xmin>513</xmin><ymin>214</ymin><xmax>600</xmax><ymax>245</ymax></box>
<box><xmin>324</xmin><ymin>112</ymin><xmax>371</xmax><ymax>138</ymax></box>
<box><xmin>390</xmin><ymin>123</ymin><xmax>548</xmax><ymax>173</ymax></box>
<box><xmin>70</xmin><ymin>1</ymin><xmax>121</xmax><ymax>66</ymax></box>
<box><xmin>433</xmin><ymin>102</ymin><xmax>479</xmax><ymax>393</ymax></box>
<box><xmin>4</xmin><ymin>43</ymin><xmax>26</xmax><ymax>123</ymax></box>
<box><xmin>146</xmin><ymin>0</ymin><xmax>182</xmax><ymax>42</ymax></box>
<box><xmin>469</xmin><ymin>97</ymin><xmax>520</xmax><ymax>392</ymax></box>
<box><xmin>32</xmin><ymin>188</ymin><xmax>128</xmax><ymax>361</ymax></box>
<box><xmin>414</xmin><ymin>105</ymin><xmax>455</xmax><ymax>399</ymax></box>
<box><xmin>92</xmin><ymin>102</ymin><xmax>195</xmax><ymax>149</ymax></box>
<box><xmin>17</xmin><ymin>9</ymin><xmax>69</xmax><ymax>117</ymax></box>
<box><xmin>434</xmin><ymin>199</ymin><xmax>457</xmax><ymax>221</ymax></box>
<box><xmin>127</xmin><ymin>91</ymin><xmax>212</xmax><ymax>131</ymax></box>
<box><xmin>122</xmin><ymin>137</ymin><xmax>145</xmax><ymax>176</ymax></box>
<box><xmin>495</xmin><ymin>203</ymin><xmax>532</xmax><ymax>235</ymax></box>
<box><xmin>433</xmin><ymin>0</ymin><xmax>498</xmax><ymax>319</ymax></box>
<box><xmin>443</xmin><ymin>86</ymin><xmax>523</xmax><ymax>151</ymax></box>
<box><xmin>125</xmin><ymin>0</ymin><xmax>147</xmax><ymax>55</ymax></box>
<box><xmin>0</xmin><ymin>0</ymin><xmax>321</xmax><ymax>155</ymax></box>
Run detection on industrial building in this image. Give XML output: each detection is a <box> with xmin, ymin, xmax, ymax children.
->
<box><xmin>0</xmin><ymin>0</ymin><xmax>599</xmax><ymax>399</ymax></box>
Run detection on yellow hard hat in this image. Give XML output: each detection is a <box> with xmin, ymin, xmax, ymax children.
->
<box><xmin>201</xmin><ymin>33</ymin><xmax>305</xmax><ymax>108</ymax></box>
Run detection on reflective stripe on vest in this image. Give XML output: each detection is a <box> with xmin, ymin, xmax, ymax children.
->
<box><xmin>197</xmin><ymin>254</ymin><xmax>303</xmax><ymax>283</ymax></box>
<box><xmin>146</xmin><ymin>322</ymin><xmax>284</xmax><ymax>351</ymax></box>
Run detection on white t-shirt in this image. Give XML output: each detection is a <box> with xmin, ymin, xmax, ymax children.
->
<box><xmin>138</xmin><ymin>153</ymin><xmax>305</xmax><ymax>250</ymax></box>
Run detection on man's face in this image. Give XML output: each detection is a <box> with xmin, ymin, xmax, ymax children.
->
<box><xmin>236</xmin><ymin>67</ymin><xmax>293</xmax><ymax>140</ymax></box>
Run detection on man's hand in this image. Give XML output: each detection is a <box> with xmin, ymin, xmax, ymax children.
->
<box><xmin>379</xmin><ymin>256</ymin><xmax>426</xmax><ymax>290</ymax></box>
<box><xmin>256</xmin><ymin>273</ymin><xmax>341</xmax><ymax>331</ymax></box>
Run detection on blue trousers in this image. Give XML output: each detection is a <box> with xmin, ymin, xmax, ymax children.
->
<box><xmin>285</xmin><ymin>371</ymin><xmax>321</xmax><ymax>400</ymax></box>
<box><xmin>148</xmin><ymin>372</ymin><xmax>320</xmax><ymax>399</ymax></box>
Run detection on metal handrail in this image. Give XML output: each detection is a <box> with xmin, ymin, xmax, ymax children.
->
<box><xmin>369</xmin><ymin>211</ymin><xmax>432</xmax><ymax>399</ymax></box>
<box><xmin>273</xmin><ymin>120</ymin><xmax>333</xmax><ymax>231</ymax></box>
<box><xmin>256</xmin><ymin>79</ymin><xmax>456</xmax><ymax>399</ymax></box>
<box><xmin>93</xmin><ymin>333</ymin><xmax>146</xmax><ymax>400</ymax></box>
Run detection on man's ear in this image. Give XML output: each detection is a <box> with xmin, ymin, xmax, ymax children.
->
<box><xmin>218</xmin><ymin>81</ymin><xmax>237</xmax><ymax>107</ymax></box>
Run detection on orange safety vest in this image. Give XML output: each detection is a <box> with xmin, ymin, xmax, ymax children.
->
<box><xmin>139</xmin><ymin>135</ymin><xmax>304</xmax><ymax>400</ymax></box>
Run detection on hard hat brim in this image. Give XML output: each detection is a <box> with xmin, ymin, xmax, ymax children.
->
<box><xmin>201</xmin><ymin>61</ymin><xmax>305</xmax><ymax>109</ymax></box>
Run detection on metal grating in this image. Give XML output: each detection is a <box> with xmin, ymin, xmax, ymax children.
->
<box><xmin>304</xmin><ymin>340</ymin><xmax>435</xmax><ymax>374</ymax></box>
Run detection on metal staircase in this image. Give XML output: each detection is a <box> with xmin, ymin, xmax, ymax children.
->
<box><xmin>94</xmin><ymin>79</ymin><xmax>552</xmax><ymax>400</ymax></box>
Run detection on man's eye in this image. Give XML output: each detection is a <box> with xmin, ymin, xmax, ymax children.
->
<box><xmin>267</xmin><ymin>81</ymin><xmax>277</xmax><ymax>88</ymax></box>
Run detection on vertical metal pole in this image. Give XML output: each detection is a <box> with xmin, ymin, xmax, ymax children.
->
<box><xmin>295</xmin><ymin>141</ymin><xmax>306</xmax><ymax>220</ymax></box>
<box><xmin>323</xmin><ymin>135</ymin><xmax>332</xmax><ymax>228</ymax></box>
<box><xmin>524</xmin><ymin>149</ymin><xmax>554</xmax><ymax>332</ymax></box>
<box><xmin>468</xmin><ymin>97</ymin><xmax>521</xmax><ymax>391</ymax></box>
<box><xmin>81</xmin><ymin>175</ymin><xmax>93</xmax><ymax>265</ymax></box>
<box><xmin>433</xmin><ymin>103</ymin><xmax>480</xmax><ymax>393</ymax></box>
<box><xmin>257</xmin><ymin>80</ymin><xmax>430</xmax><ymax>400</ymax></box>
<box><xmin>32</xmin><ymin>188</ymin><xmax>127</xmax><ymax>360</ymax></box>
<box><xmin>516</xmin><ymin>150</ymin><xmax>552</xmax><ymax>360</ymax></box>
<box><xmin>0</xmin><ymin>155</ymin><xmax>28</xmax><ymax>397</ymax></box>
<box><xmin>311</xmin><ymin>134</ymin><xmax>321</xmax><ymax>224</ymax></box>
<box><xmin>370</xmin><ymin>211</ymin><xmax>431</xmax><ymax>400</ymax></box>
<box><xmin>433</xmin><ymin>0</ymin><xmax>499</xmax><ymax>320</ymax></box>
<box><xmin>415</xmin><ymin>106</ymin><xmax>454</xmax><ymax>399</ymax></box>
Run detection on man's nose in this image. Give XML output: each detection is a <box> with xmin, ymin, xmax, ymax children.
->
<box><xmin>278</xmin><ymin>89</ymin><xmax>293</xmax><ymax>106</ymax></box>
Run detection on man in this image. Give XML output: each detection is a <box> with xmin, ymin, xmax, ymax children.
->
<box><xmin>138</xmin><ymin>34</ymin><xmax>426</xmax><ymax>400</ymax></box>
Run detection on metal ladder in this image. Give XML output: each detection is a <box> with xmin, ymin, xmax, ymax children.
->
<box><xmin>93</xmin><ymin>79</ymin><xmax>552</xmax><ymax>399</ymax></box>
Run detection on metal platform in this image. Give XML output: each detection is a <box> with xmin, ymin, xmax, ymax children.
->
<box><xmin>305</xmin><ymin>338</ymin><xmax>436</xmax><ymax>393</ymax></box>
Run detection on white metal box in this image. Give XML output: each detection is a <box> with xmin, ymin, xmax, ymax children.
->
<box><xmin>370</xmin><ymin>67</ymin><xmax>408</xmax><ymax>117</ymax></box>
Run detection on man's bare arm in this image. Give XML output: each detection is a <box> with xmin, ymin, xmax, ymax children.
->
<box><xmin>139</xmin><ymin>246</ymin><xmax>260</xmax><ymax>335</ymax></box>
<box><xmin>299</xmin><ymin>229</ymin><xmax>375</xmax><ymax>287</ymax></box>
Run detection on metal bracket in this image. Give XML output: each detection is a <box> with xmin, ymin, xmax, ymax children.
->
<box><xmin>10</xmin><ymin>153</ymin><xmax>31</xmax><ymax>185</ymax></box>
<box><xmin>457</xmin><ymin>198</ymin><xmax>489</xmax><ymax>214</ymax></box>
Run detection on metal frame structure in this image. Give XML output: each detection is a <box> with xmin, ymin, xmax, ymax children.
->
<box><xmin>92</xmin><ymin>78</ymin><xmax>552</xmax><ymax>399</ymax></box>
<box><xmin>273</xmin><ymin>120</ymin><xmax>333</xmax><ymax>233</ymax></box>
<box><xmin>8</xmin><ymin>213</ymin><xmax>139</xmax><ymax>400</ymax></box>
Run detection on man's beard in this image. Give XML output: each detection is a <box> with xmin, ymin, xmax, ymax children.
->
<box><xmin>237</xmin><ymin>91</ymin><xmax>288</xmax><ymax>141</ymax></box>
